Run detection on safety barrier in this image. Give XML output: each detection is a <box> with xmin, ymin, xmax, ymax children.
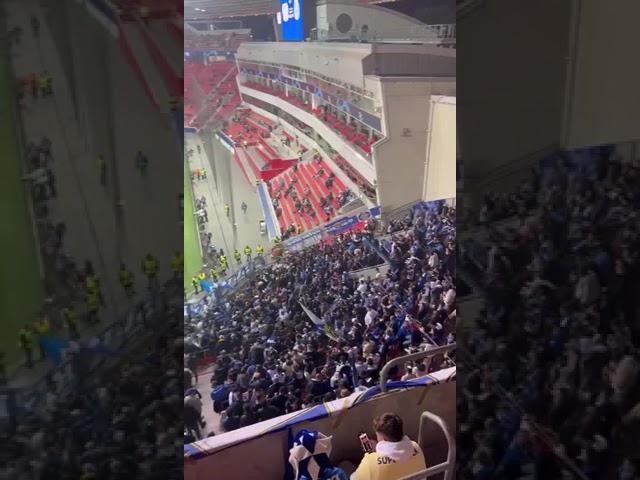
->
<box><xmin>184</xmin><ymin>256</ymin><xmax>267</xmax><ymax>317</ymax></box>
<box><xmin>5</xmin><ymin>284</ymin><xmax>176</xmax><ymax>423</ymax></box>
<box><xmin>379</xmin><ymin>344</ymin><xmax>456</xmax><ymax>393</ymax></box>
<box><xmin>281</xmin><ymin>205</ymin><xmax>381</xmax><ymax>252</ymax></box>
<box><xmin>256</xmin><ymin>181</ymin><xmax>280</xmax><ymax>240</ymax></box>
<box><xmin>399</xmin><ymin>412</ymin><xmax>455</xmax><ymax>480</ymax></box>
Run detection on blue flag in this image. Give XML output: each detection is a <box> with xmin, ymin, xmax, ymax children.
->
<box><xmin>39</xmin><ymin>336</ymin><xmax>69</xmax><ymax>364</ymax></box>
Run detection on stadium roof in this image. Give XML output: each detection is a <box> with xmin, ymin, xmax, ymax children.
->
<box><xmin>184</xmin><ymin>0</ymin><xmax>276</xmax><ymax>19</ymax></box>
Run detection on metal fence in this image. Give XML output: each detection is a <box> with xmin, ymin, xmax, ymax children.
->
<box><xmin>2</xmin><ymin>286</ymin><xmax>172</xmax><ymax>423</ymax></box>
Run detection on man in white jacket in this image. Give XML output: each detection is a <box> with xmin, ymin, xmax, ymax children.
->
<box><xmin>351</xmin><ymin>413</ymin><xmax>426</xmax><ymax>480</ymax></box>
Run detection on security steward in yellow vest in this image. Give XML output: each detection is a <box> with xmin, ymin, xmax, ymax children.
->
<box><xmin>219</xmin><ymin>255</ymin><xmax>228</xmax><ymax>276</ymax></box>
<box><xmin>119</xmin><ymin>264</ymin><xmax>135</xmax><ymax>298</ymax></box>
<box><xmin>18</xmin><ymin>326</ymin><xmax>34</xmax><ymax>368</ymax></box>
<box><xmin>244</xmin><ymin>245</ymin><xmax>252</xmax><ymax>261</ymax></box>
<box><xmin>85</xmin><ymin>273</ymin><xmax>104</xmax><ymax>306</ymax></box>
<box><xmin>142</xmin><ymin>253</ymin><xmax>159</xmax><ymax>289</ymax></box>
<box><xmin>209</xmin><ymin>267</ymin><xmax>219</xmax><ymax>282</ymax></box>
<box><xmin>256</xmin><ymin>244</ymin><xmax>264</xmax><ymax>256</ymax></box>
<box><xmin>86</xmin><ymin>290</ymin><xmax>100</xmax><ymax>323</ymax></box>
<box><xmin>171</xmin><ymin>251</ymin><xmax>184</xmax><ymax>280</ymax></box>
<box><xmin>33</xmin><ymin>314</ymin><xmax>51</xmax><ymax>360</ymax></box>
<box><xmin>234</xmin><ymin>249</ymin><xmax>242</xmax><ymax>264</ymax></box>
<box><xmin>191</xmin><ymin>276</ymin><xmax>199</xmax><ymax>294</ymax></box>
<box><xmin>63</xmin><ymin>306</ymin><xmax>80</xmax><ymax>340</ymax></box>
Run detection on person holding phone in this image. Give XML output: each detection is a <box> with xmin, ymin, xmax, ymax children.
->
<box><xmin>351</xmin><ymin>413</ymin><xmax>426</xmax><ymax>480</ymax></box>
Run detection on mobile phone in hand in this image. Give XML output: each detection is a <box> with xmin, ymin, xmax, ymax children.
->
<box><xmin>359</xmin><ymin>433</ymin><xmax>373</xmax><ymax>453</ymax></box>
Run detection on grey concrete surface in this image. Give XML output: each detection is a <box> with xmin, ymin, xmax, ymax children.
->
<box><xmin>185</xmin><ymin>132</ymin><xmax>268</xmax><ymax>275</ymax></box>
<box><xmin>5</xmin><ymin>0</ymin><xmax>181</xmax><ymax>386</ymax></box>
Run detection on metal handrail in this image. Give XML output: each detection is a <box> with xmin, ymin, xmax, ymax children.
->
<box><xmin>398</xmin><ymin>411</ymin><xmax>455</xmax><ymax>480</ymax></box>
<box><xmin>379</xmin><ymin>343</ymin><xmax>456</xmax><ymax>392</ymax></box>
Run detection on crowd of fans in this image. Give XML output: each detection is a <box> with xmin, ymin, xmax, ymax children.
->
<box><xmin>1</xmin><ymin>290</ymin><xmax>184</xmax><ymax>480</ymax></box>
<box><xmin>459</xmin><ymin>150</ymin><xmax>640</xmax><ymax>479</ymax></box>
<box><xmin>183</xmin><ymin>203</ymin><xmax>456</xmax><ymax>439</ymax></box>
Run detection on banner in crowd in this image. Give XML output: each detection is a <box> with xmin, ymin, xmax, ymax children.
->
<box><xmin>323</xmin><ymin>206</ymin><xmax>381</xmax><ymax>237</ymax></box>
<box><xmin>239</xmin><ymin>67</ymin><xmax>383</xmax><ymax>133</ymax></box>
<box><xmin>282</xmin><ymin>206</ymin><xmax>381</xmax><ymax>251</ymax></box>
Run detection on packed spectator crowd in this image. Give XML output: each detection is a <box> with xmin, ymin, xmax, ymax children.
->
<box><xmin>459</xmin><ymin>149</ymin><xmax>640</xmax><ymax>479</ymax></box>
<box><xmin>183</xmin><ymin>203</ymin><xmax>456</xmax><ymax>439</ymax></box>
<box><xmin>1</xmin><ymin>293</ymin><xmax>184</xmax><ymax>480</ymax></box>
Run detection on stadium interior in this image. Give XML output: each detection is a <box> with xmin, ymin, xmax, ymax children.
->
<box><xmin>183</xmin><ymin>1</ymin><xmax>456</xmax><ymax>479</ymax></box>
<box><xmin>5</xmin><ymin>0</ymin><xmax>638</xmax><ymax>479</ymax></box>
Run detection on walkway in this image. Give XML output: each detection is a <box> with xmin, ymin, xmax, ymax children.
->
<box><xmin>185</xmin><ymin>132</ymin><xmax>267</xmax><ymax>279</ymax></box>
<box><xmin>5</xmin><ymin>0</ymin><xmax>181</xmax><ymax>387</ymax></box>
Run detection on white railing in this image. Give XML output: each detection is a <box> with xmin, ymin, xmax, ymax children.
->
<box><xmin>399</xmin><ymin>412</ymin><xmax>455</xmax><ymax>480</ymax></box>
<box><xmin>379</xmin><ymin>343</ymin><xmax>456</xmax><ymax>393</ymax></box>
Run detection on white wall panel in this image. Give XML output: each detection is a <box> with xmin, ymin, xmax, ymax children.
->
<box><xmin>237</xmin><ymin>42</ymin><xmax>372</xmax><ymax>88</ymax></box>
<box><xmin>562</xmin><ymin>0</ymin><xmax>640</xmax><ymax>148</ymax></box>
<box><xmin>424</xmin><ymin>96</ymin><xmax>456</xmax><ymax>202</ymax></box>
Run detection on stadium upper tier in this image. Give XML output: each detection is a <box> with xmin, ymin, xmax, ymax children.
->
<box><xmin>185</xmin><ymin>60</ymin><xmax>239</xmax><ymax>128</ymax></box>
<box><xmin>184</xmin><ymin>25</ymin><xmax>251</xmax><ymax>52</ymax></box>
<box><xmin>235</xmin><ymin>42</ymin><xmax>456</xmax><ymax>212</ymax></box>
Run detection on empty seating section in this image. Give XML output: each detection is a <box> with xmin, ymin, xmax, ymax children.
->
<box><xmin>242</xmin><ymin>81</ymin><xmax>380</xmax><ymax>156</ymax></box>
<box><xmin>268</xmin><ymin>159</ymin><xmax>349</xmax><ymax>235</ymax></box>
<box><xmin>184</xmin><ymin>61</ymin><xmax>238</xmax><ymax>128</ymax></box>
<box><xmin>223</xmin><ymin>109</ymin><xmax>274</xmax><ymax>146</ymax></box>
